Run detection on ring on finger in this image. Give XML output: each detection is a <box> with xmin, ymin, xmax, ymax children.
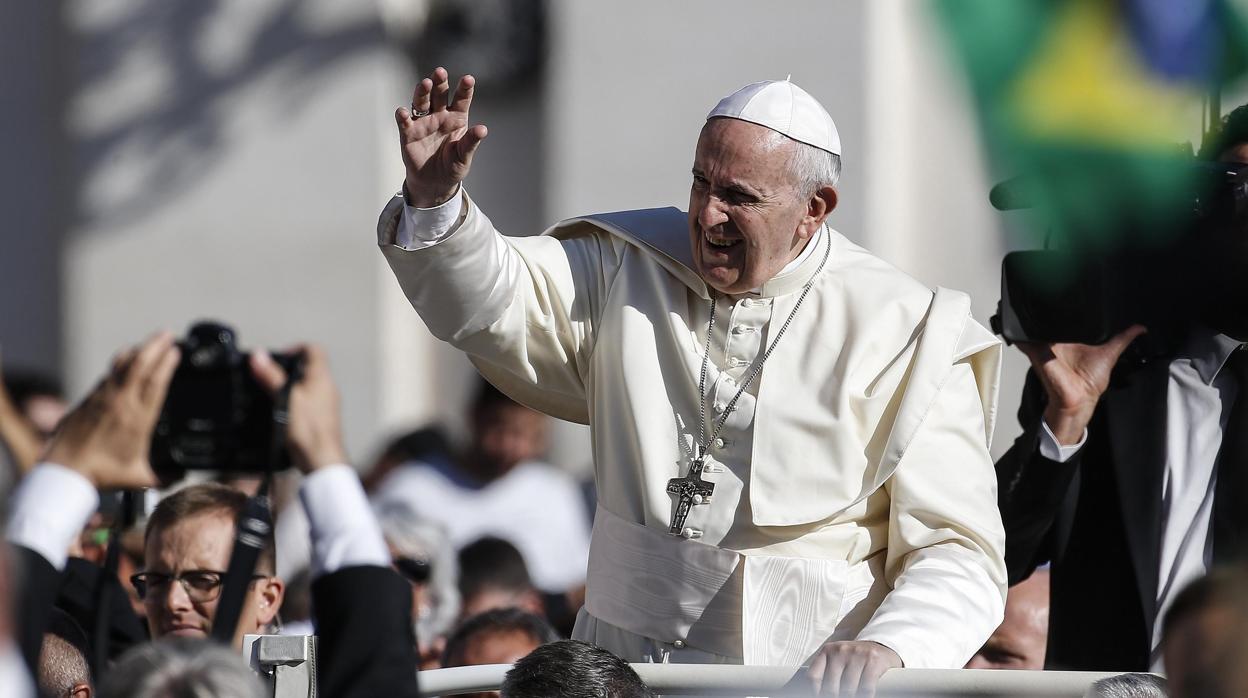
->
<box><xmin>410</xmin><ymin>105</ymin><xmax>430</xmax><ymax>118</ymax></box>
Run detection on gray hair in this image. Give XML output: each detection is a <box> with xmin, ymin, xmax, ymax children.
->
<box><xmin>373</xmin><ymin>500</ymin><xmax>462</xmax><ymax>641</ymax></box>
<box><xmin>38</xmin><ymin>633</ymin><xmax>91</xmax><ymax>698</ymax></box>
<box><xmin>98</xmin><ymin>638</ymin><xmax>265</xmax><ymax>698</ymax></box>
<box><xmin>1083</xmin><ymin>673</ymin><xmax>1168</xmax><ymax>698</ymax></box>
<box><xmin>788</xmin><ymin>139</ymin><xmax>841</xmax><ymax>196</ymax></box>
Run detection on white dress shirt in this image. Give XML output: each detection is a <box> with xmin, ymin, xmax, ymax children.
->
<box><xmin>6</xmin><ymin>463</ymin><xmax>390</xmax><ymax>580</ymax></box>
<box><xmin>1038</xmin><ymin>331</ymin><xmax>1245</xmax><ymax>670</ymax></box>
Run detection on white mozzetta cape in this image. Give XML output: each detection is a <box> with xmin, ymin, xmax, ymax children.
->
<box><xmin>377</xmin><ymin>192</ymin><xmax>1007</xmax><ymax>668</ymax></box>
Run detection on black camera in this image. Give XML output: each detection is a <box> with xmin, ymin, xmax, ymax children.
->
<box><xmin>151</xmin><ymin>322</ymin><xmax>303</xmax><ymax>477</ymax></box>
<box><xmin>991</xmin><ymin>160</ymin><xmax>1248</xmax><ymax>346</ymax></box>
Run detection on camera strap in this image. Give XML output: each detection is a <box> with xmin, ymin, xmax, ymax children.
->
<box><xmin>91</xmin><ymin>490</ymin><xmax>140</xmax><ymax>677</ymax></box>
<box><xmin>209</xmin><ymin>371</ymin><xmax>293</xmax><ymax>644</ymax></box>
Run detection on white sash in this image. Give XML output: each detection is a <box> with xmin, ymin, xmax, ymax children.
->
<box><xmin>585</xmin><ymin>506</ymin><xmax>852</xmax><ymax>665</ymax></box>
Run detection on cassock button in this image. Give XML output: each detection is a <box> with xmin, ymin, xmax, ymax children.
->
<box><xmin>714</xmin><ymin>402</ymin><xmax>726</xmax><ymax>413</ymax></box>
<box><xmin>714</xmin><ymin>437</ymin><xmax>725</xmax><ymax>449</ymax></box>
<box><xmin>692</xmin><ymin>494</ymin><xmax>704</xmax><ymax>505</ymax></box>
<box><xmin>673</xmin><ymin>640</ymin><xmax>686</xmax><ymax>649</ymax></box>
<box><xmin>680</xmin><ymin>527</ymin><xmax>702</xmax><ymax>540</ymax></box>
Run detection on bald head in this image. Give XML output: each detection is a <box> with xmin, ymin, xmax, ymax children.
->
<box><xmin>966</xmin><ymin>569</ymin><xmax>1050</xmax><ymax>670</ymax></box>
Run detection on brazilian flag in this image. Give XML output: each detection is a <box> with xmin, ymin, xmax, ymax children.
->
<box><xmin>934</xmin><ymin>0</ymin><xmax>1248</xmax><ymax>252</ymax></box>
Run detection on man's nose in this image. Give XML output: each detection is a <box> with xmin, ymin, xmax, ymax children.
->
<box><xmin>698</xmin><ymin>195</ymin><xmax>728</xmax><ymax>231</ymax></box>
<box><xmin>158</xmin><ymin>578</ymin><xmax>195</xmax><ymax>612</ymax></box>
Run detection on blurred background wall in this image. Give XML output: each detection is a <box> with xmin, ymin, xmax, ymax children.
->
<box><xmin>4</xmin><ymin>0</ymin><xmax>1238</xmax><ymax>470</ymax></box>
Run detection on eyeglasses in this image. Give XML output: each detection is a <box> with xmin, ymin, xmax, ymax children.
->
<box><xmin>394</xmin><ymin>557</ymin><xmax>432</xmax><ymax>584</ymax></box>
<box><xmin>130</xmin><ymin>570</ymin><xmax>269</xmax><ymax>603</ymax></box>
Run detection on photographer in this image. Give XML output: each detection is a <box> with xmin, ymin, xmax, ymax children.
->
<box><xmin>996</xmin><ymin>106</ymin><xmax>1248</xmax><ymax>672</ymax></box>
<box><xmin>6</xmin><ymin>332</ymin><xmax>419</xmax><ymax>696</ymax></box>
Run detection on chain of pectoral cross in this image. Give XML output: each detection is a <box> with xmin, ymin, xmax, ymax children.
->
<box><xmin>666</xmin><ymin>230</ymin><xmax>831</xmax><ymax>536</ymax></box>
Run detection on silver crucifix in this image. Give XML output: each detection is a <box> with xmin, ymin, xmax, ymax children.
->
<box><xmin>666</xmin><ymin>456</ymin><xmax>715</xmax><ymax>535</ymax></box>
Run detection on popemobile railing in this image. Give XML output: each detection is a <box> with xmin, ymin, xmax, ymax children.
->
<box><xmin>416</xmin><ymin>664</ymin><xmax>1133</xmax><ymax>697</ymax></box>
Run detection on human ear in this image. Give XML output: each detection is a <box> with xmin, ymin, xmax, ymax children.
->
<box><xmin>258</xmin><ymin>578</ymin><xmax>285</xmax><ymax>625</ymax></box>
<box><xmin>799</xmin><ymin>186</ymin><xmax>837</xmax><ymax>238</ymax></box>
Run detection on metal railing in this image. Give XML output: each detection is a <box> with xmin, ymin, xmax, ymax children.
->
<box><xmin>417</xmin><ymin>664</ymin><xmax>1129</xmax><ymax>697</ymax></box>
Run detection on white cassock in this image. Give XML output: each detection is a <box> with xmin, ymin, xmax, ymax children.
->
<box><xmin>377</xmin><ymin>190</ymin><xmax>1007</xmax><ymax>668</ymax></box>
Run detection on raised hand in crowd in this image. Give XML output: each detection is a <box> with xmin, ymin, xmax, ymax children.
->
<box><xmin>1017</xmin><ymin>324</ymin><xmax>1147</xmax><ymax>446</ymax></box>
<box><xmin>42</xmin><ymin>332</ymin><xmax>179</xmax><ymax>489</ymax></box>
<box><xmin>250</xmin><ymin>345</ymin><xmax>349</xmax><ymax>475</ymax></box>
<box><xmin>395</xmin><ymin>67</ymin><xmax>488</xmax><ymax>208</ymax></box>
<box><xmin>0</xmin><ymin>349</ymin><xmax>47</xmax><ymax>476</ymax></box>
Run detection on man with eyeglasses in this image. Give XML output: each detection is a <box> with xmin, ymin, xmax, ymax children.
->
<box><xmin>5</xmin><ymin>333</ymin><xmax>422</xmax><ymax>697</ymax></box>
<box><xmin>131</xmin><ymin>483</ymin><xmax>284</xmax><ymax>646</ymax></box>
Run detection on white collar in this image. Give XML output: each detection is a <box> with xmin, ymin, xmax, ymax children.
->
<box><xmin>749</xmin><ymin>225</ymin><xmax>825</xmax><ymax>294</ymax></box>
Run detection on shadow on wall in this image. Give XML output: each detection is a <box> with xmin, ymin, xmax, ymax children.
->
<box><xmin>68</xmin><ymin>0</ymin><xmax>389</xmax><ymax>233</ymax></box>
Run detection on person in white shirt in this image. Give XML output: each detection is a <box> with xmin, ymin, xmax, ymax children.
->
<box><xmin>373</xmin><ymin>380</ymin><xmax>590</xmax><ymax>595</ymax></box>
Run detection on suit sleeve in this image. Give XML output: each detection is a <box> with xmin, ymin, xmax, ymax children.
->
<box><xmin>13</xmin><ymin>545</ymin><xmax>62</xmax><ymax>675</ymax></box>
<box><xmin>855</xmin><ymin>362</ymin><xmax>1008</xmax><ymax>669</ymax></box>
<box><xmin>377</xmin><ymin>192</ymin><xmax>623</xmax><ymax>423</ymax></box>
<box><xmin>312</xmin><ymin>566</ymin><xmax>419</xmax><ymax>698</ymax></box>
<box><xmin>994</xmin><ymin>370</ymin><xmax>1083</xmax><ymax>585</ymax></box>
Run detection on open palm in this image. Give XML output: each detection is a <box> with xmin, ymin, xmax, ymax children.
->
<box><xmin>395</xmin><ymin>67</ymin><xmax>488</xmax><ymax>208</ymax></box>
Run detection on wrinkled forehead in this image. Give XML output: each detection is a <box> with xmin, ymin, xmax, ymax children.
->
<box><xmin>145</xmin><ymin>510</ymin><xmax>236</xmax><ymax>566</ymax></box>
<box><xmin>697</xmin><ymin>117</ymin><xmax>790</xmax><ymax>156</ymax></box>
<box><xmin>693</xmin><ymin>118</ymin><xmax>797</xmax><ymax>188</ymax></box>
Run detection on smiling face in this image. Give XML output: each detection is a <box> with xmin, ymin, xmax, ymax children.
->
<box><xmin>143</xmin><ymin>510</ymin><xmax>283</xmax><ymax>647</ymax></box>
<box><xmin>688</xmin><ymin>118</ymin><xmax>831</xmax><ymax>294</ymax></box>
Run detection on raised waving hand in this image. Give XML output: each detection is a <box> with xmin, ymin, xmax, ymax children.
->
<box><xmin>395</xmin><ymin>67</ymin><xmax>488</xmax><ymax>208</ymax></box>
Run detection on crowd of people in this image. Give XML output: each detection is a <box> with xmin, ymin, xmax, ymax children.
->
<box><xmin>0</xmin><ymin>67</ymin><xmax>1245</xmax><ymax>698</ymax></box>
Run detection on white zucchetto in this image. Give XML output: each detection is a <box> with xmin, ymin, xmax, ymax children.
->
<box><xmin>707</xmin><ymin>79</ymin><xmax>841</xmax><ymax>156</ymax></box>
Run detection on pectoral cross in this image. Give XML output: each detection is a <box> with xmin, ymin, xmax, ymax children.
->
<box><xmin>666</xmin><ymin>455</ymin><xmax>716</xmax><ymax>535</ymax></box>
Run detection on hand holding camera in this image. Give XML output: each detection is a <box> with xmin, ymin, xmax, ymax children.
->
<box><xmin>42</xmin><ymin>332</ymin><xmax>180</xmax><ymax>490</ymax></box>
<box><xmin>1018</xmin><ymin>324</ymin><xmax>1147</xmax><ymax>446</ymax></box>
<box><xmin>250</xmin><ymin>344</ymin><xmax>348</xmax><ymax>475</ymax></box>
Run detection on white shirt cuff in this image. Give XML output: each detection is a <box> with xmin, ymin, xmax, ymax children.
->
<box><xmin>1038</xmin><ymin>421</ymin><xmax>1087</xmax><ymax>463</ymax></box>
<box><xmin>7</xmin><ymin>463</ymin><xmax>99</xmax><ymax>570</ymax></box>
<box><xmin>299</xmin><ymin>464</ymin><xmax>390</xmax><ymax>578</ymax></box>
<box><xmin>394</xmin><ymin>186</ymin><xmax>464</xmax><ymax>250</ymax></box>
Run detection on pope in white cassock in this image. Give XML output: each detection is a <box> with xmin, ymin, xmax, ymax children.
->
<box><xmin>378</xmin><ymin>68</ymin><xmax>1007</xmax><ymax>695</ymax></box>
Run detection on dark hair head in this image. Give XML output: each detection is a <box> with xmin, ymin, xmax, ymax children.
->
<box><xmin>1161</xmin><ymin>568</ymin><xmax>1240</xmax><ymax>642</ymax></box>
<box><xmin>145</xmin><ymin>483</ymin><xmax>276</xmax><ymax>574</ymax></box>
<box><xmin>458</xmin><ymin>536</ymin><xmax>533</xmax><ymax>600</ymax></box>
<box><xmin>1200</xmin><ymin>103</ymin><xmax>1248</xmax><ymax>160</ymax></box>
<box><xmin>376</xmin><ymin>426</ymin><xmax>453</xmax><ymax>466</ymax></box>
<box><xmin>471</xmin><ymin>379</ymin><xmax>520</xmax><ymax>414</ymax></box>
<box><xmin>502</xmin><ymin>640</ymin><xmax>654</xmax><ymax>698</ymax></box>
<box><xmin>441</xmin><ymin>607</ymin><xmax>559</xmax><ymax>668</ymax></box>
<box><xmin>2</xmin><ymin>368</ymin><xmax>63</xmax><ymax>409</ymax></box>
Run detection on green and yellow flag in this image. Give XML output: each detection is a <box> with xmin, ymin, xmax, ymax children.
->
<box><xmin>934</xmin><ymin>0</ymin><xmax>1248</xmax><ymax>251</ymax></box>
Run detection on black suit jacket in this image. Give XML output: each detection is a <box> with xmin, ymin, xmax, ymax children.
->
<box><xmin>997</xmin><ymin>361</ymin><xmax>1176</xmax><ymax>671</ymax></box>
<box><xmin>311</xmin><ymin>565</ymin><xmax>420</xmax><ymax>698</ymax></box>
<box><xmin>14</xmin><ymin>545</ymin><xmax>62</xmax><ymax>675</ymax></box>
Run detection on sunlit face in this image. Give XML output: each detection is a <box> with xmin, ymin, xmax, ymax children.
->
<box><xmin>451</xmin><ymin>629</ymin><xmax>542</xmax><ymax>698</ymax></box>
<box><xmin>965</xmin><ymin>572</ymin><xmax>1049</xmax><ymax>670</ymax></box>
<box><xmin>142</xmin><ymin>511</ymin><xmax>283</xmax><ymax>647</ymax></box>
<box><xmin>688</xmin><ymin>118</ymin><xmax>824</xmax><ymax>294</ymax></box>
